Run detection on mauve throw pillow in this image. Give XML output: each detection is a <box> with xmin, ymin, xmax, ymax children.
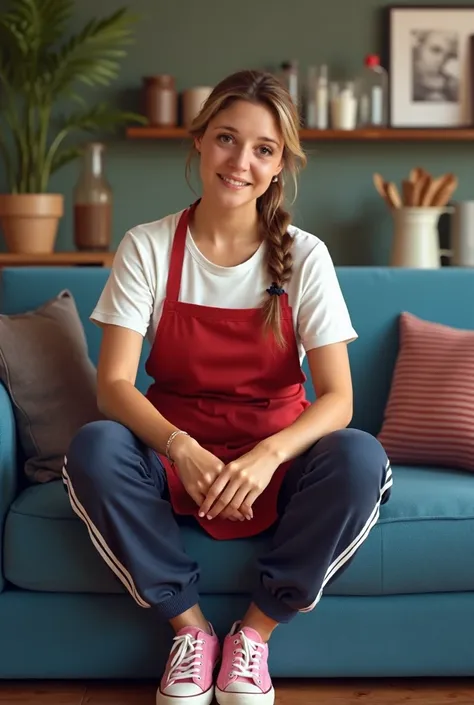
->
<box><xmin>0</xmin><ymin>289</ymin><xmax>102</xmax><ymax>482</ymax></box>
<box><xmin>377</xmin><ymin>311</ymin><xmax>474</xmax><ymax>471</ymax></box>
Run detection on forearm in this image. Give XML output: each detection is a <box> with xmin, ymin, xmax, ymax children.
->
<box><xmin>98</xmin><ymin>380</ymin><xmax>190</xmax><ymax>458</ymax></box>
<box><xmin>260</xmin><ymin>392</ymin><xmax>353</xmax><ymax>463</ymax></box>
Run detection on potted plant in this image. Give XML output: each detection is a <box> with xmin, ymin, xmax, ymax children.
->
<box><xmin>0</xmin><ymin>0</ymin><xmax>146</xmax><ymax>253</ymax></box>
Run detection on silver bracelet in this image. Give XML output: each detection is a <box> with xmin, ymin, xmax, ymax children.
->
<box><xmin>165</xmin><ymin>430</ymin><xmax>189</xmax><ymax>462</ymax></box>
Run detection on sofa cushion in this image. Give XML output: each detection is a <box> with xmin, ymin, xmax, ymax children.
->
<box><xmin>378</xmin><ymin>311</ymin><xmax>474</xmax><ymax>471</ymax></box>
<box><xmin>4</xmin><ymin>464</ymin><xmax>474</xmax><ymax>597</ymax></box>
<box><xmin>0</xmin><ymin>267</ymin><xmax>153</xmax><ymax>395</ymax></box>
<box><xmin>0</xmin><ymin>290</ymin><xmax>102</xmax><ymax>482</ymax></box>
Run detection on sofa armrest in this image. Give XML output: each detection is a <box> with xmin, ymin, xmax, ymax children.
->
<box><xmin>0</xmin><ymin>381</ymin><xmax>18</xmax><ymax>592</ymax></box>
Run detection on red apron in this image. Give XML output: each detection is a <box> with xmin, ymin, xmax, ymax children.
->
<box><xmin>145</xmin><ymin>204</ymin><xmax>310</xmax><ymax>540</ymax></box>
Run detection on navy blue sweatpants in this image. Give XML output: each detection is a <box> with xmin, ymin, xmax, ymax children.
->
<box><xmin>63</xmin><ymin>421</ymin><xmax>392</xmax><ymax>623</ymax></box>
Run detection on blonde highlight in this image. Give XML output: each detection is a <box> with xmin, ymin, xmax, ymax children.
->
<box><xmin>185</xmin><ymin>70</ymin><xmax>307</xmax><ymax>347</ymax></box>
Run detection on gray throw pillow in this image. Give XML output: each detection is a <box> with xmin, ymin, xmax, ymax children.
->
<box><xmin>0</xmin><ymin>289</ymin><xmax>102</xmax><ymax>482</ymax></box>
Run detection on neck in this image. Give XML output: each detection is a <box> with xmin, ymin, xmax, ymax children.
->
<box><xmin>191</xmin><ymin>196</ymin><xmax>260</xmax><ymax>245</ymax></box>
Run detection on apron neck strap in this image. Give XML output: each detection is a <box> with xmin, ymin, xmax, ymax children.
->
<box><xmin>166</xmin><ymin>202</ymin><xmax>197</xmax><ymax>301</ymax></box>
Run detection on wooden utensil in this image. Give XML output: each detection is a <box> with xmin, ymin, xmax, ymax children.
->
<box><xmin>430</xmin><ymin>174</ymin><xmax>458</xmax><ymax>207</ymax></box>
<box><xmin>408</xmin><ymin>166</ymin><xmax>426</xmax><ymax>184</ymax></box>
<box><xmin>386</xmin><ymin>182</ymin><xmax>402</xmax><ymax>208</ymax></box>
<box><xmin>420</xmin><ymin>174</ymin><xmax>447</xmax><ymax>206</ymax></box>
<box><xmin>402</xmin><ymin>179</ymin><xmax>416</xmax><ymax>206</ymax></box>
<box><xmin>413</xmin><ymin>172</ymin><xmax>431</xmax><ymax>206</ymax></box>
<box><xmin>373</xmin><ymin>172</ymin><xmax>390</xmax><ymax>206</ymax></box>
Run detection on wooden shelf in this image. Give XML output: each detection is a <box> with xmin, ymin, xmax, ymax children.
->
<box><xmin>299</xmin><ymin>128</ymin><xmax>474</xmax><ymax>141</ymax></box>
<box><xmin>0</xmin><ymin>251</ymin><xmax>115</xmax><ymax>267</ymax></box>
<box><xmin>127</xmin><ymin>126</ymin><xmax>189</xmax><ymax>139</ymax></box>
<box><xmin>126</xmin><ymin>126</ymin><xmax>474</xmax><ymax>142</ymax></box>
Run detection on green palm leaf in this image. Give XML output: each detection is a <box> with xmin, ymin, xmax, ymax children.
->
<box><xmin>2</xmin><ymin>0</ymin><xmax>73</xmax><ymax>51</ymax></box>
<box><xmin>45</xmin><ymin>9</ymin><xmax>138</xmax><ymax>96</ymax></box>
<box><xmin>0</xmin><ymin>0</ymin><xmax>73</xmax><ymax>87</ymax></box>
<box><xmin>0</xmin><ymin>0</ymin><xmax>146</xmax><ymax>193</ymax></box>
<box><xmin>42</xmin><ymin>103</ymin><xmax>146</xmax><ymax>190</ymax></box>
<box><xmin>60</xmin><ymin>103</ymin><xmax>145</xmax><ymax>133</ymax></box>
<box><xmin>50</xmin><ymin>145</ymin><xmax>83</xmax><ymax>175</ymax></box>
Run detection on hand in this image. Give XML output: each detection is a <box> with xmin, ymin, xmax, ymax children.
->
<box><xmin>198</xmin><ymin>443</ymin><xmax>281</xmax><ymax>521</ymax></box>
<box><xmin>171</xmin><ymin>435</ymin><xmax>246</xmax><ymax>521</ymax></box>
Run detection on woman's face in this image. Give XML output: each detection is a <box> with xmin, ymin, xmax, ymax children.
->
<box><xmin>195</xmin><ymin>99</ymin><xmax>284</xmax><ymax>210</ymax></box>
<box><xmin>417</xmin><ymin>32</ymin><xmax>453</xmax><ymax>74</ymax></box>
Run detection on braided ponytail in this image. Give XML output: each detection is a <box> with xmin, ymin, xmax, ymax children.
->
<box><xmin>258</xmin><ymin>178</ymin><xmax>293</xmax><ymax>348</ymax></box>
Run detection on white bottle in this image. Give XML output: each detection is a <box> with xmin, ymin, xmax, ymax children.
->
<box><xmin>316</xmin><ymin>64</ymin><xmax>329</xmax><ymax>129</ymax></box>
<box><xmin>357</xmin><ymin>54</ymin><xmax>388</xmax><ymax>127</ymax></box>
<box><xmin>331</xmin><ymin>81</ymin><xmax>357</xmax><ymax>130</ymax></box>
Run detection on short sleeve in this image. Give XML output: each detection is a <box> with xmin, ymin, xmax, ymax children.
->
<box><xmin>90</xmin><ymin>230</ymin><xmax>154</xmax><ymax>337</ymax></box>
<box><xmin>297</xmin><ymin>242</ymin><xmax>357</xmax><ymax>351</ymax></box>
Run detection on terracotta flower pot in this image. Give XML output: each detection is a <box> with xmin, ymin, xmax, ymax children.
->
<box><xmin>0</xmin><ymin>193</ymin><xmax>64</xmax><ymax>254</ymax></box>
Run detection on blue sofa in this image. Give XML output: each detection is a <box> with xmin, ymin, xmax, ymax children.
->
<box><xmin>1</xmin><ymin>265</ymin><xmax>474</xmax><ymax>680</ymax></box>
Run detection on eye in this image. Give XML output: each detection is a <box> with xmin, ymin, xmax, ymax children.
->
<box><xmin>217</xmin><ymin>133</ymin><xmax>234</xmax><ymax>144</ymax></box>
<box><xmin>258</xmin><ymin>145</ymin><xmax>274</xmax><ymax>157</ymax></box>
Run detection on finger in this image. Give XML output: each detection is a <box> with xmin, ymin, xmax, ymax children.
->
<box><xmin>206</xmin><ymin>478</ymin><xmax>242</xmax><ymax>520</ymax></box>
<box><xmin>221</xmin><ymin>507</ymin><xmax>245</xmax><ymax>522</ymax></box>
<box><xmin>198</xmin><ymin>471</ymin><xmax>231</xmax><ymax>517</ymax></box>
<box><xmin>240</xmin><ymin>489</ymin><xmax>261</xmax><ymax>517</ymax></box>
<box><xmin>229</xmin><ymin>486</ymin><xmax>254</xmax><ymax>520</ymax></box>
<box><xmin>222</xmin><ymin>510</ymin><xmax>243</xmax><ymax>521</ymax></box>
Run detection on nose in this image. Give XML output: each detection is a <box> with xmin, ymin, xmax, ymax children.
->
<box><xmin>229</xmin><ymin>145</ymin><xmax>251</xmax><ymax>172</ymax></box>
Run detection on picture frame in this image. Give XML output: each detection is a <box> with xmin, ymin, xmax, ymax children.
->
<box><xmin>387</xmin><ymin>5</ymin><xmax>474</xmax><ymax>127</ymax></box>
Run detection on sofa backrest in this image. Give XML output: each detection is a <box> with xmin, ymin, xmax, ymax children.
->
<box><xmin>1</xmin><ymin>266</ymin><xmax>473</xmax><ymax>436</ymax></box>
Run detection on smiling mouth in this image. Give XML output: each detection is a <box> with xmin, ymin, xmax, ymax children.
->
<box><xmin>218</xmin><ymin>174</ymin><xmax>251</xmax><ymax>187</ymax></box>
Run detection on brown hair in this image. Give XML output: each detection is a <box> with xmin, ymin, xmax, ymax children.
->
<box><xmin>186</xmin><ymin>69</ymin><xmax>307</xmax><ymax>347</ymax></box>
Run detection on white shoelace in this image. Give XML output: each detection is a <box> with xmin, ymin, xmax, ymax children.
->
<box><xmin>167</xmin><ymin>633</ymin><xmax>205</xmax><ymax>685</ymax></box>
<box><xmin>230</xmin><ymin>630</ymin><xmax>264</xmax><ymax>683</ymax></box>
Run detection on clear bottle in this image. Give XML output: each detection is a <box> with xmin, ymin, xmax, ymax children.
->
<box><xmin>316</xmin><ymin>64</ymin><xmax>329</xmax><ymax>129</ymax></box>
<box><xmin>280</xmin><ymin>60</ymin><xmax>299</xmax><ymax>107</ymax></box>
<box><xmin>357</xmin><ymin>54</ymin><xmax>388</xmax><ymax>127</ymax></box>
<box><xmin>73</xmin><ymin>142</ymin><xmax>112</xmax><ymax>252</ymax></box>
<box><xmin>305</xmin><ymin>66</ymin><xmax>318</xmax><ymax>127</ymax></box>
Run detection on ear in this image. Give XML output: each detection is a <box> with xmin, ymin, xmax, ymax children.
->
<box><xmin>275</xmin><ymin>161</ymin><xmax>284</xmax><ymax>178</ymax></box>
<box><xmin>194</xmin><ymin>136</ymin><xmax>202</xmax><ymax>153</ymax></box>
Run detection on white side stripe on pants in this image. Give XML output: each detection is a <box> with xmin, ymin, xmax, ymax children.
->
<box><xmin>299</xmin><ymin>460</ymin><xmax>393</xmax><ymax>613</ymax></box>
<box><xmin>62</xmin><ymin>460</ymin><xmax>150</xmax><ymax>609</ymax></box>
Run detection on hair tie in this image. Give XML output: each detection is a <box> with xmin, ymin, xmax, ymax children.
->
<box><xmin>266</xmin><ymin>282</ymin><xmax>285</xmax><ymax>296</ymax></box>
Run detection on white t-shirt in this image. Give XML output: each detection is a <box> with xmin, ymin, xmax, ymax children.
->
<box><xmin>90</xmin><ymin>208</ymin><xmax>357</xmax><ymax>364</ymax></box>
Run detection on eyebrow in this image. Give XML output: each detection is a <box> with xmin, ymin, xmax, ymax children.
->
<box><xmin>213</xmin><ymin>125</ymin><xmax>280</xmax><ymax>146</ymax></box>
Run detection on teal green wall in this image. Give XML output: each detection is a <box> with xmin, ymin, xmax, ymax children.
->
<box><xmin>16</xmin><ymin>0</ymin><xmax>474</xmax><ymax>263</ymax></box>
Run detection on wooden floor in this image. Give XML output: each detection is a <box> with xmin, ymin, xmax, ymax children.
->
<box><xmin>1</xmin><ymin>679</ymin><xmax>474</xmax><ymax>704</ymax></box>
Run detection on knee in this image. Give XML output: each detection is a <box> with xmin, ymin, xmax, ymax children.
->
<box><xmin>307</xmin><ymin>428</ymin><xmax>389</xmax><ymax>499</ymax></box>
<box><xmin>64</xmin><ymin>419</ymin><xmax>125</xmax><ymax>489</ymax></box>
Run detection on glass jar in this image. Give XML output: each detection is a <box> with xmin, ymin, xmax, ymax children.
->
<box><xmin>143</xmin><ymin>75</ymin><xmax>178</xmax><ymax>127</ymax></box>
<box><xmin>182</xmin><ymin>86</ymin><xmax>213</xmax><ymax>127</ymax></box>
<box><xmin>73</xmin><ymin>142</ymin><xmax>112</xmax><ymax>251</ymax></box>
<box><xmin>330</xmin><ymin>81</ymin><xmax>358</xmax><ymax>130</ymax></box>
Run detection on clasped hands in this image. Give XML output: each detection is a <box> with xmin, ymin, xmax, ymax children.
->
<box><xmin>172</xmin><ymin>436</ymin><xmax>280</xmax><ymax>522</ymax></box>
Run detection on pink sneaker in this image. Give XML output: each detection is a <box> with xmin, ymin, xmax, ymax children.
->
<box><xmin>216</xmin><ymin>622</ymin><xmax>275</xmax><ymax>705</ymax></box>
<box><xmin>156</xmin><ymin>624</ymin><xmax>220</xmax><ymax>705</ymax></box>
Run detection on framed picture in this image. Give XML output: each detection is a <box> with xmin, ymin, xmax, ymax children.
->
<box><xmin>387</xmin><ymin>5</ymin><xmax>474</xmax><ymax>127</ymax></box>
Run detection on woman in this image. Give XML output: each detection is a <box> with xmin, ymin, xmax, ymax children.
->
<box><xmin>64</xmin><ymin>69</ymin><xmax>392</xmax><ymax>705</ymax></box>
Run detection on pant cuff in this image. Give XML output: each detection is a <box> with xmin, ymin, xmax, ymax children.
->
<box><xmin>252</xmin><ymin>584</ymin><xmax>298</xmax><ymax>624</ymax></box>
<box><xmin>153</xmin><ymin>583</ymin><xmax>200</xmax><ymax>621</ymax></box>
